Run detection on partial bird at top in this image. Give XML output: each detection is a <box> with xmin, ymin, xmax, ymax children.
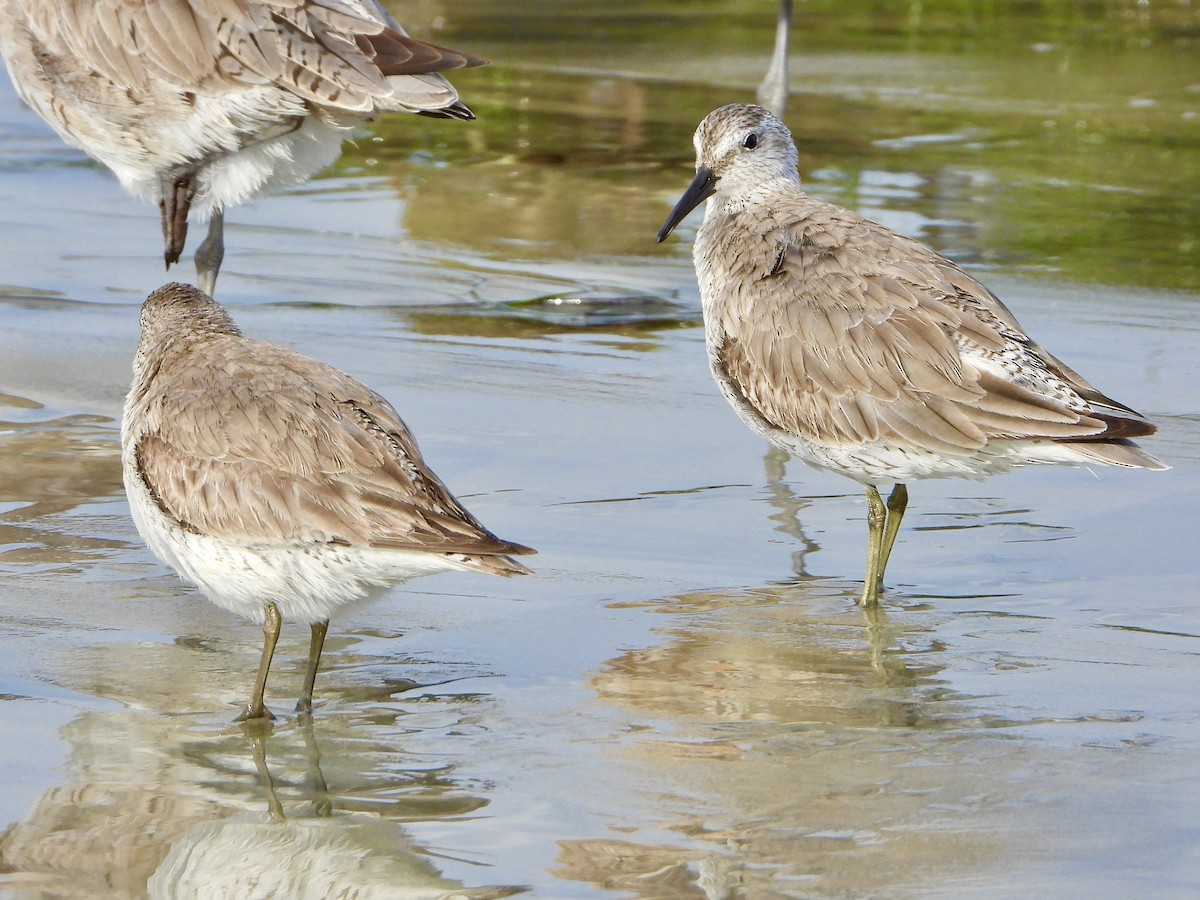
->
<box><xmin>0</xmin><ymin>0</ymin><xmax>488</xmax><ymax>294</ymax></box>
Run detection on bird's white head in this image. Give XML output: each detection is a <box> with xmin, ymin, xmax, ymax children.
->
<box><xmin>657</xmin><ymin>104</ymin><xmax>800</xmax><ymax>242</ymax></box>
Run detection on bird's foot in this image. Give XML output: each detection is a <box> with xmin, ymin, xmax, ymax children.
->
<box><xmin>235</xmin><ymin>702</ymin><xmax>276</xmax><ymax>723</ymax></box>
<box><xmin>857</xmin><ymin>581</ymin><xmax>884</xmax><ymax>607</ymax></box>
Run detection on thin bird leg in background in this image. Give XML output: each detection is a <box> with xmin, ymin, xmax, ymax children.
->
<box><xmin>877</xmin><ymin>483</ymin><xmax>909</xmax><ymax>593</ymax></box>
<box><xmin>757</xmin><ymin>0</ymin><xmax>793</xmax><ymax>116</ymax></box>
<box><xmin>194</xmin><ymin>211</ymin><xmax>225</xmax><ymax>297</ymax></box>
<box><xmin>296</xmin><ymin>619</ymin><xmax>329</xmax><ymax>715</ymax></box>
<box><xmin>859</xmin><ymin>486</ymin><xmax>887</xmax><ymax>607</ymax></box>
<box><xmin>237</xmin><ymin>601</ymin><xmax>282</xmax><ymax>721</ymax></box>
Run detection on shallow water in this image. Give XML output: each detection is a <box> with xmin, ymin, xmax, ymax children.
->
<box><xmin>1</xmin><ymin>1</ymin><xmax>1198</xmax><ymax>897</ymax></box>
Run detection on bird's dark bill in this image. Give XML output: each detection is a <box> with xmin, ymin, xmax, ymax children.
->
<box><xmin>657</xmin><ymin>166</ymin><xmax>717</xmax><ymax>242</ymax></box>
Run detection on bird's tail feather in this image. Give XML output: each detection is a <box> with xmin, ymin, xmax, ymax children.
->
<box><xmin>1061</xmin><ymin>439</ymin><xmax>1168</xmax><ymax>471</ymax></box>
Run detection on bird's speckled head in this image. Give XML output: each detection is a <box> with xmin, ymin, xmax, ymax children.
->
<box><xmin>134</xmin><ymin>283</ymin><xmax>241</xmax><ymax>376</ymax></box>
<box><xmin>140</xmin><ymin>283</ymin><xmax>240</xmax><ymax>340</ymax></box>
<box><xmin>694</xmin><ymin>103</ymin><xmax>799</xmax><ymax>191</ymax></box>
<box><xmin>657</xmin><ymin>104</ymin><xmax>800</xmax><ymax>242</ymax></box>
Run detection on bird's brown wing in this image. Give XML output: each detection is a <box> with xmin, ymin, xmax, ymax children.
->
<box><xmin>133</xmin><ymin>338</ymin><xmax>531</xmax><ymax>557</ymax></box>
<box><xmin>708</xmin><ymin>199</ymin><xmax>1119</xmax><ymax>455</ymax></box>
<box><xmin>27</xmin><ymin>0</ymin><xmax>484</xmax><ymax>110</ymax></box>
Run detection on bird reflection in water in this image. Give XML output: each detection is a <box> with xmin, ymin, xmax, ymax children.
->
<box><xmin>150</xmin><ymin>721</ymin><xmax>523</xmax><ymax>899</ymax></box>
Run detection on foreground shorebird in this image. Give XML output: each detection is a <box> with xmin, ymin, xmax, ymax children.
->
<box><xmin>658</xmin><ymin>103</ymin><xmax>1165</xmax><ymax>606</ymax></box>
<box><xmin>122</xmin><ymin>283</ymin><xmax>533</xmax><ymax>719</ymax></box>
<box><xmin>0</xmin><ymin>0</ymin><xmax>486</xmax><ymax>294</ymax></box>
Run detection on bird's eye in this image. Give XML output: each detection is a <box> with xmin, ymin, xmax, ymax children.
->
<box><xmin>743</xmin><ymin>133</ymin><xmax>759</xmax><ymax>150</ymax></box>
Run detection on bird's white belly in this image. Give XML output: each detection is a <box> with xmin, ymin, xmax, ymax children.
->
<box><xmin>114</xmin><ymin>96</ymin><xmax>355</xmax><ymax>215</ymax></box>
<box><xmin>7</xmin><ymin>57</ymin><xmax>353</xmax><ymax>216</ymax></box>
<box><xmin>765</xmin><ymin>429</ymin><xmax>1089</xmax><ymax>484</ymax></box>
<box><xmin>708</xmin><ymin>357</ymin><xmax>1091</xmax><ymax>485</ymax></box>
<box><xmin>124</xmin><ymin>460</ymin><xmax>459</xmax><ymax>625</ymax></box>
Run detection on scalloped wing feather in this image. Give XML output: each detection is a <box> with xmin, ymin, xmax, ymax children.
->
<box><xmin>704</xmin><ymin>196</ymin><xmax>1136</xmax><ymax>453</ymax></box>
<box><xmin>133</xmin><ymin>338</ymin><xmax>532</xmax><ymax>557</ymax></box>
<box><xmin>21</xmin><ymin>0</ymin><xmax>481</xmax><ymax>110</ymax></box>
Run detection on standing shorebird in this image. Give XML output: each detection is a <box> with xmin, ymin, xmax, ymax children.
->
<box><xmin>657</xmin><ymin>103</ymin><xmax>1165</xmax><ymax>606</ymax></box>
<box><xmin>122</xmin><ymin>283</ymin><xmax>534</xmax><ymax>720</ymax></box>
<box><xmin>0</xmin><ymin>1</ymin><xmax>486</xmax><ymax>294</ymax></box>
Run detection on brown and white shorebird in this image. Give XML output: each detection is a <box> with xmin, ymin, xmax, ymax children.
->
<box><xmin>657</xmin><ymin>103</ymin><xmax>1165</xmax><ymax>606</ymax></box>
<box><xmin>0</xmin><ymin>0</ymin><xmax>486</xmax><ymax>295</ymax></box>
<box><xmin>122</xmin><ymin>283</ymin><xmax>533</xmax><ymax>720</ymax></box>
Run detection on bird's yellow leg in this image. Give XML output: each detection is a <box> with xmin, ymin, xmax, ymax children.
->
<box><xmin>236</xmin><ymin>601</ymin><xmax>281</xmax><ymax>721</ymax></box>
<box><xmin>877</xmin><ymin>483</ymin><xmax>908</xmax><ymax>594</ymax></box>
<box><xmin>296</xmin><ymin>620</ymin><xmax>329</xmax><ymax>715</ymax></box>
<box><xmin>859</xmin><ymin>486</ymin><xmax>887</xmax><ymax>606</ymax></box>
